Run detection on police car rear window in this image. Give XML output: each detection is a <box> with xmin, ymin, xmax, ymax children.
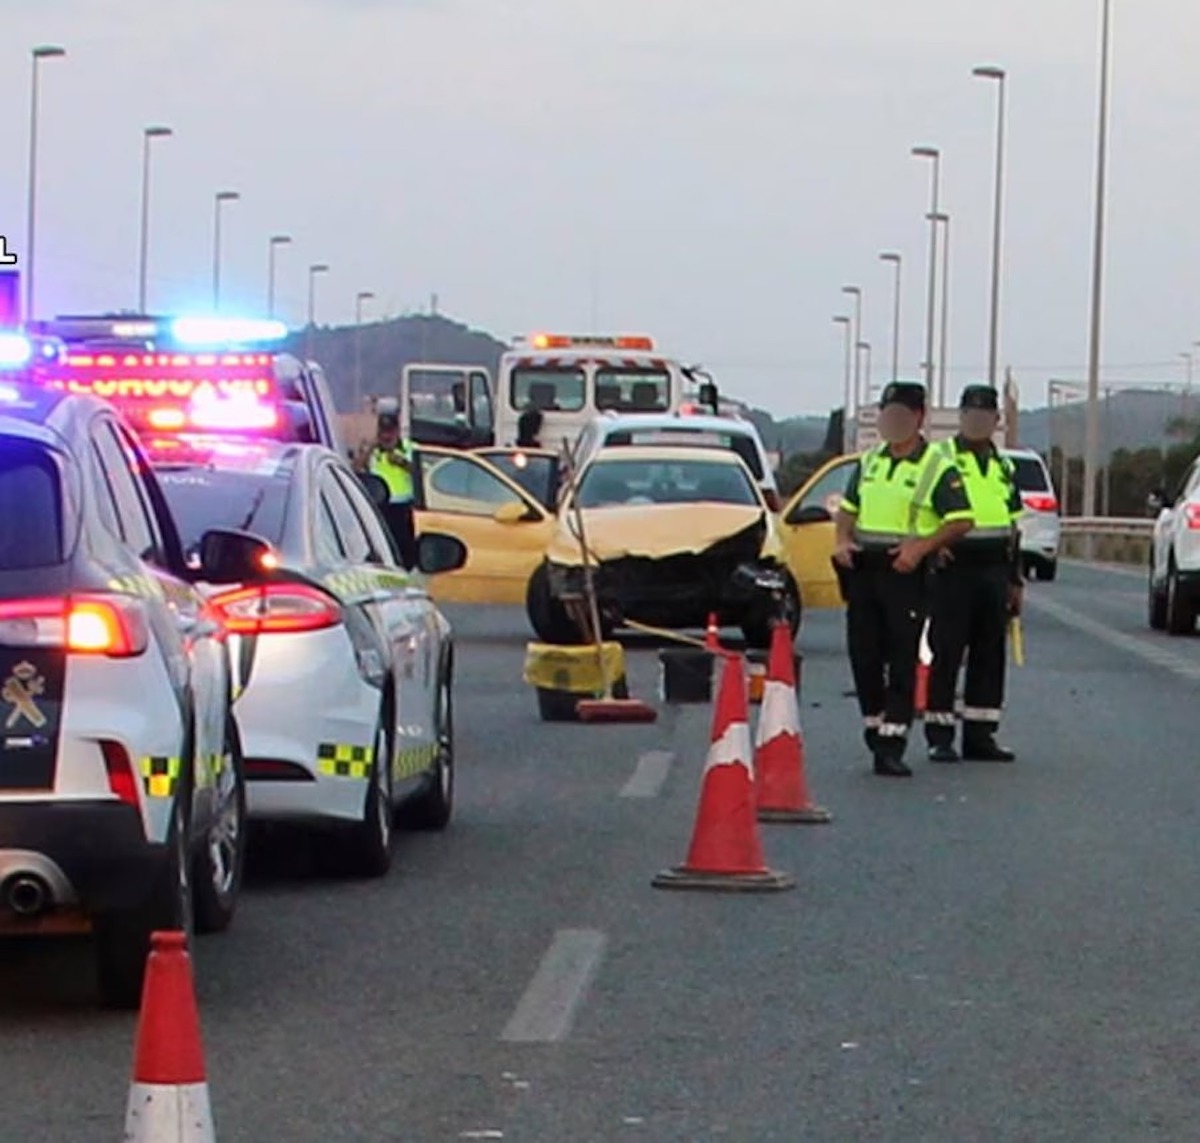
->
<box><xmin>157</xmin><ymin>471</ymin><xmax>289</xmax><ymax>555</ymax></box>
<box><xmin>0</xmin><ymin>440</ymin><xmax>64</xmax><ymax>570</ymax></box>
<box><xmin>1009</xmin><ymin>456</ymin><xmax>1050</xmax><ymax>492</ymax></box>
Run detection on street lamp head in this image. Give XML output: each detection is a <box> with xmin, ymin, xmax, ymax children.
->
<box><xmin>357</xmin><ymin>290</ymin><xmax>375</xmax><ymax>301</ymax></box>
<box><xmin>911</xmin><ymin>145</ymin><xmax>940</xmax><ymax>159</ymax></box>
<box><xmin>310</xmin><ymin>263</ymin><xmax>329</xmax><ymax>275</ymax></box>
<box><xmin>857</xmin><ymin>341</ymin><xmax>871</xmax><ymax>350</ymax></box>
<box><xmin>927</xmin><ymin>211</ymin><xmax>950</xmax><ymax>223</ymax></box>
<box><xmin>833</xmin><ymin>315</ymin><xmax>850</xmax><ymax>325</ymax></box>
<box><xmin>879</xmin><ymin>252</ymin><xmax>901</xmax><ymax>264</ymax></box>
<box><xmin>32</xmin><ymin>45</ymin><xmax>66</xmax><ymax>59</ymax></box>
<box><xmin>973</xmin><ymin>65</ymin><xmax>1006</xmax><ymax>81</ymax></box>
<box><xmin>216</xmin><ymin>190</ymin><xmax>240</xmax><ymax>203</ymax></box>
<box><xmin>270</xmin><ymin>234</ymin><xmax>292</xmax><ymax>246</ymax></box>
<box><xmin>841</xmin><ymin>285</ymin><xmax>861</xmax><ymax>296</ymax></box>
<box><xmin>145</xmin><ymin>125</ymin><xmax>173</xmax><ymax>139</ymax></box>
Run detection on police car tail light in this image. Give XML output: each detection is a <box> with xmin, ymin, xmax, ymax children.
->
<box><xmin>208</xmin><ymin>584</ymin><xmax>343</xmax><ymax>635</ymax></box>
<box><xmin>1184</xmin><ymin>503</ymin><xmax>1200</xmax><ymax>530</ymax></box>
<box><xmin>0</xmin><ymin>595</ymin><xmax>147</xmax><ymax>656</ymax></box>
<box><xmin>101</xmin><ymin>741</ymin><xmax>140</xmax><ymax>808</ymax></box>
<box><xmin>1022</xmin><ymin>493</ymin><xmax>1057</xmax><ymax>514</ymax></box>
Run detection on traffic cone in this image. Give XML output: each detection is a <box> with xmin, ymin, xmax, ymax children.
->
<box><xmin>653</xmin><ymin>652</ymin><xmax>794</xmax><ymax>892</ymax></box>
<box><xmin>124</xmin><ymin>931</ymin><xmax>216</xmax><ymax>1142</ymax></box>
<box><xmin>755</xmin><ymin>620</ymin><xmax>832</xmax><ymax>824</ymax></box>
<box><xmin>914</xmin><ymin>619</ymin><xmax>932</xmax><ymax>716</ymax></box>
<box><xmin>704</xmin><ymin>612</ymin><xmax>721</xmax><ymax>651</ymax></box>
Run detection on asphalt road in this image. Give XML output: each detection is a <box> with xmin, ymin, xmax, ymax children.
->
<box><xmin>4</xmin><ymin>560</ymin><xmax>1200</xmax><ymax>1141</ymax></box>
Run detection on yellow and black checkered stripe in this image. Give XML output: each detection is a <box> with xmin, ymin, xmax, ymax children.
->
<box><xmin>106</xmin><ymin>573</ymin><xmax>163</xmax><ymax>599</ymax></box>
<box><xmin>394</xmin><ymin>742</ymin><xmax>438</xmax><ymax>780</ymax></box>
<box><xmin>317</xmin><ymin>743</ymin><xmax>374</xmax><ymax>779</ymax></box>
<box><xmin>323</xmin><ymin>569</ymin><xmax>415</xmax><ymax>599</ymax></box>
<box><xmin>140</xmin><ymin>756</ymin><xmax>182</xmax><ymax>798</ymax></box>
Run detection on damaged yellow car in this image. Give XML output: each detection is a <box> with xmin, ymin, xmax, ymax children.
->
<box><xmin>526</xmin><ymin>445</ymin><xmax>801</xmax><ymax>649</ymax></box>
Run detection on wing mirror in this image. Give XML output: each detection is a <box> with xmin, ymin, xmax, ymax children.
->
<box><xmin>197</xmin><ymin>529</ymin><xmax>277</xmax><ymax>583</ymax></box>
<box><xmin>493</xmin><ymin>500</ymin><xmax>533</xmax><ymax>524</ymax></box>
<box><xmin>416</xmin><ymin>532</ymin><xmax>468</xmax><ymax>574</ymax></box>
<box><xmin>358</xmin><ymin>472</ymin><xmax>390</xmax><ymax>508</ymax></box>
<box><xmin>785</xmin><ymin>504</ymin><xmax>832</xmax><ymax>526</ymax></box>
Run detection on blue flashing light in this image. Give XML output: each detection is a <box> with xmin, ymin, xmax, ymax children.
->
<box><xmin>170</xmin><ymin>316</ymin><xmax>288</xmax><ymax>348</ymax></box>
<box><xmin>0</xmin><ymin>332</ymin><xmax>33</xmax><ymax>369</ymax></box>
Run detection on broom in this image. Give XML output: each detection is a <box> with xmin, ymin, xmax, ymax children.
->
<box><xmin>569</xmin><ymin>481</ymin><xmax>657</xmax><ymax>724</ymax></box>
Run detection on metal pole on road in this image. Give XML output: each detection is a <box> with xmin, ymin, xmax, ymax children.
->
<box><xmin>306</xmin><ymin>263</ymin><xmax>329</xmax><ymax>361</ymax></box>
<box><xmin>137</xmin><ymin>126</ymin><xmax>173</xmax><ymax>313</ymax></box>
<box><xmin>912</xmin><ymin>146</ymin><xmax>941</xmax><ymax>396</ymax></box>
<box><xmin>267</xmin><ymin>234</ymin><xmax>291</xmax><ymax>319</ymax></box>
<box><xmin>212</xmin><ymin>190</ymin><xmax>240</xmax><ymax>312</ymax></box>
<box><xmin>354</xmin><ymin>290</ymin><xmax>375</xmax><ymax>411</ymax></box>
<box><xmin>973</xmin><ymin>66</ymin><xmax>1008</xmax><ymax>388</ymax></box>
<box><xmin>25</xmin><ymin>45</ymin><xmax>66</xmax><ymax>323</ymax></box>
<box><xmin>857</xmin><ymin>340</ymin><xmax>872</xmax><ymax>401</ymax></box>
<box><xmin>929</xmin><ymin>212</ymin><xmax>951</xmax><ymax>406</ymax></box>
<box><xmin>833</xmin><ymin>315</ymin><xmax>853</xmax><ymax>426</ymax></box>
<box><xmin>879</xmin><ymin>252</ymin><xmax>902</xmax><ymax>382</ymax></box>
<box><xmin>1083</xmin><ymin>0</ymin><xmax>1114</xmax><ymax>524</ymax></box>
<box><xmin>842</xmin><ymin>286</ymin><xmax>863</xmax><ymax>407</ymax></box>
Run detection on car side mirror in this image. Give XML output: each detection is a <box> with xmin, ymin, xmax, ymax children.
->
<box><xmin>197</xmin><ymin>528</ymin><xmax>276</xmax><ymax>583</ymax></box>
<box><xmin>493</xmin><ymin>500</ymin><xmax>533</xmax><ymax>524</ymax></box>
<box><xmin>785</xmin><ymin>504</ymin><xmax>832</xmax><ymax>526</ymax></box>
<box><xmin>358</xmin><ymin>472</ymin><xmax>390</xmax><ymax>508</ymax></box>
<box><xmin>417</xmin><ymin>532</ymin><xmax>468</xmax><ymax>575</ymax></box>
<box><xmin>698</xmin><ymin>381</ymin><xmax>719</xmax><ymax>410</ymax></box>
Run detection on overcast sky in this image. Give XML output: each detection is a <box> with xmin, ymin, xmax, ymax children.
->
<box><xmin>2</xmin><ymin>0</ymin><xmax>1196</xmax><ymax>417</ymax></box>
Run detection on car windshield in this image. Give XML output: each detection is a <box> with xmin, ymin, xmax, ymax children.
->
<box><xmin>594</xmin><ymin>369</ymin><xmax>670</xmax><ymax>413</ymax></box>
<box><xmin>1008</xmin><ymin>456</ymin><xmax>1050</xmax><ymax>492</ymax></box>
<box><xmin>511</xmin><ymin>367</ymin><xmax>585</xmax><ymax>413</ymax></box>
<box><xmin>477</xmin><ymin>451</ymin><xmax>558</xmax><ymax>509</ymax></box>
<box><xmin>156</xmin><ymin>469</ymin><xmax>290</xmax><ymax>556</ymax></box>
<box><xmin>607</xmin><ymin>427</ymin><xmax>765</xmax><ymax>479</ymax></box>
<box><xmin>0</xmin><ymin>439</ymin><xmax>64</xmax><ymax>570</ymax></box>
<box><xmin>575</xmin><ymin>458</ymin><xmax>758</xmax><ymax>508</ymax></box>
<box><xmin>409</xmin><ymin>369</ymin><xmax>469</xmax><ymax>426</ymax></box>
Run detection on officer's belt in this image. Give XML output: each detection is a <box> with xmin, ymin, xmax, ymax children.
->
<box><xmin>945</xmin><ymin>538</ymin><xmax>1010</xmax><ymax>566</ymax></box>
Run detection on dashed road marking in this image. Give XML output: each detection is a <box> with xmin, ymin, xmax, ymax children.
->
<box><xmin>1025</xmin><ymin>592</ymin><xmax>1200</xmax><ymax>682</ymax></box>
<box><xmin>620</xmin><ymin>751</ymin><xmax>674</xmax><ymax>798</ymax></box>
<box><xmin>502</xmin><ymin>929</ymin><xmax>607</xmax><ymax>1043</ymax></box>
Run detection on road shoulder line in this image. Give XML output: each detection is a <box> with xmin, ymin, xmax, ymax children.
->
<box><xmin>620</xmin><ymin>751</ymin><xmax>674</xmax><ymax>798</ymax></box>
<box><xmin>501</xmin><ymin>929</ymin><xmax>607</xmax><ymax>1043</ymax></box>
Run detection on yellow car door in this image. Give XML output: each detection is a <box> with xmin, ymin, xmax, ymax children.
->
<box><xmin>778</xmin><ymin>454</ymin><xmax>858</xmax><ymax>610</ymax></box>
<box><xmin>412</xmin><ymin>446</ymin><xmax>555</xmax><ymax>604</ymax></box>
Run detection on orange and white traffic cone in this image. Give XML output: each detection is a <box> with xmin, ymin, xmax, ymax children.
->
<box><xmin>653</xmin><ymin>652</ymin><xmax>794</xmax><ymax>892</ymax></box>
<box><xmin>124</xmin><ymin>931</ymin><xmax>216</xmax><ymax>1143</ymax></box>
<box><xmin>754</xmin><ymin>619</ymin><xmax>832</xmax><ymax>824</ymax></box>
<box><xmin>914</xmin><ymin>619</ymin><xmax>932</xmax><ymax>716</ymax></box>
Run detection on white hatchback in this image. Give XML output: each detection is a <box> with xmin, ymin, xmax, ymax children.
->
<box><xmin>1002</xmin><ymin>448</ymin><xmax>1060</xmax><ymax>581</ymax></box>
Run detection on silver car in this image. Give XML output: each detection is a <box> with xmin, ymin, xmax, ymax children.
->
<box><xmin>1003</xmin><ymin>448</ymin><xmax>1060</xmax><ymax>582</ymax></box>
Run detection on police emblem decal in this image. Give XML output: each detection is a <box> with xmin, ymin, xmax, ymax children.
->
<box><xmin>2</xmin><ymin>662</ymin><xmax>48</xmax><ymax>729</ymax></box>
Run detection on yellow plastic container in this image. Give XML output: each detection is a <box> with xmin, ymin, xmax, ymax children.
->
<box><xmin>523</xmin><ymin>642</ymin><xmax>626</xmax><ymax>693</ymax></box>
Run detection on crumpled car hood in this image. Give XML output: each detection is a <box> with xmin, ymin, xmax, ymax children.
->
<box><xmin>547</xmin><ymin>504</ymin><xmax>776</xmax><ymax>566</ymax></box>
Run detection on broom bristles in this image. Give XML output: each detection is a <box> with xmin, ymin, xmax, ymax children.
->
<box><xmin>576</xmin><ymin>698</ymin><xmax>658</xmax><ymax>724</ymax></box>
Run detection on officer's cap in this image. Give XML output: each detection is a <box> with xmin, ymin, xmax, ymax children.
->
<box><xmin>959</xmin><ymin>384</ymin><xmax>1000</xmax><ymax>411</ymax></box>
<box><xmin>879</xmin><ymin>381</ymin><xmax>926</xmax><ymax>412</ymax></box>
<box><xmin>377</xmin><ymin>411</ymin><xmax>400</xmax><ymax>430</ymax></box>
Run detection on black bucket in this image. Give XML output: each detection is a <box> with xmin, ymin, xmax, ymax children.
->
<box><xmin>659</xmin><ymin>648</ymin><xmax>715</xmax><ymax>704</ymax></box>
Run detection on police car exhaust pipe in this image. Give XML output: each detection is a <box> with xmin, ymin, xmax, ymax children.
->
<box><xmin>4</xmin><ymin>874</ymin><xmax>50</xmax><ymax>917</ymax></box>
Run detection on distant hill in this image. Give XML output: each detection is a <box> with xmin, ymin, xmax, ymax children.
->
<box><xmin>1013</xmin><ymin>388</ymin><xmax>1199</xmax><ymax>458</ymax></box>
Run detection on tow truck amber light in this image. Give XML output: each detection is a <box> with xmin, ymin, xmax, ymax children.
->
<box><xmin>208</xmin><ymin>584</ymin><xmax>342</xmax><ymax>634</ymax></box>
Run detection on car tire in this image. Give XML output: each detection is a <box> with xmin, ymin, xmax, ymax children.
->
<box><xmin>526</xmin><ymin>563</ymin><xmax>586</xmax><ymax>645</ymax></box>
<box><xmin>399</xmin><ymin>659</ymin><xmax>455</xmax><ymax>831</ymax></box>
<box><xmin>345</xmin><ymin>712</ymin><xmax>394</xmax><ymax>878</ymax></box>
<box><xmin>95</xmin><ymin>795</ymin><xmax>193</xmax><ymax>1010</ymax></box>
<box><xmin>1037</xmin><ymin>558</ymin><xmax>1058</xmax><ymax>583</ymax></box>
<box><xmin>1149</xmin><ymin>558</ymin><xmax>1169</xmax><ymax>631</ymax></box>
<box><xmin>740</xmin><ymin>573</ymin><xmax>802</xmax><ymax>651</ymax></box>
<box><xmin>1166</xmin><ymin>559</ymin><xmax>1195</xmax><ymax>636</ymax></box>
<box><xmin>192</xmin><ymin>716</ymin><xmax>247</xmax><ymax>935</ymax></box>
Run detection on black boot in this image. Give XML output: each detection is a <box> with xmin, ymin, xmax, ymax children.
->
<box><xmin>928</xmin><ymin>744</ymin><xmax>961</xmax><ymax>763</ymax></box>
<box><xmin>962</xmin><ymin>734</ymin><xmax>1015</xmax><ymax>762</ymax></box>
<box><xmin>873</xmin><ymin>745</ymin><xmax>912</xmax><ymax>777</ymax></box>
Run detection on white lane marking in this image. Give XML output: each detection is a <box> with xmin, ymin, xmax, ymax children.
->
<box><xmin>620</xmin><ymin>750</ymin><xmax>674</xmax><ymax>798</ymax></box>
<box><xmin>1025</xmin><ymin>592</ymin><xmax>1200</xmax><ymax>682</ymax></box>
<box><xmin>502</xmin><ymin>929</ymin><xmax>607</xmax><ymax>1043</ymax></box>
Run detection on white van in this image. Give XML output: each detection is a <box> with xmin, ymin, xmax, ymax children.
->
<box><xmin>1002</xmin><ymin>448</ymin><xmax>1060</xmax><ymax>581</ymax></box>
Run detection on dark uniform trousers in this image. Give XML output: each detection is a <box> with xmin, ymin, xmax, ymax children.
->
<box><xmin>925</xmin><ymin>552</ymin><xmax>1009</xmax><ymax>748</ymax></box>
<box><xmin>383</xmin><ymin>500</ymin><xmax>418</xmax><ymax>570</ymax></box>
<box><xmin>845</xmin><ymin>550</ymin><xmax>928</xmax><ymax>758</ymax></box>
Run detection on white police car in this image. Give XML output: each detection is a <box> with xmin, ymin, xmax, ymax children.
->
<box><xmin>0</xmin><ymin>351</ymin><xmax>246</xmax><ymax>1008</ymax></box>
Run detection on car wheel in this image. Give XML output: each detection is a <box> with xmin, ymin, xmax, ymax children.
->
<box><xmin>1037</xmin><ymin>558</ymin><xmax>1058</xmax><ymax>583</ymax></box>
<box><xmin>1166</xmin><ymin>559</ymin><xmax>1195</xmax><ymax>636</ymax></box>
<box><xmin>526</xmin><ymin>563</ymin><xmax>585</xmax><ymax>645</ymax></box>
<box><xmin>192</xmin><ymin>716</ymin><xmax>247</xmax><ymax>934</ymax></box>
<box><xmin>95</xmin><ymin>795</ymin><xmax>193</xmax><ymax>1010</ymax></box>
<box><xmin>1149</xmin><ymin>558</ymin><xmax>1169</xmax><ymax>631</ymax></box>
<box><xmin>741</xmin><ymin>573</ymin><xmax>802</xmax><ymax>650</ymax></box>
<box><xmin>399</xmin><ymin>660</ymin><xmax>455</xmax><ymax>831</ymax></box>
<box><xmin>345</xmin><ymin>712</ymin><xmax>393</xmax><ymax>877</ymax></box>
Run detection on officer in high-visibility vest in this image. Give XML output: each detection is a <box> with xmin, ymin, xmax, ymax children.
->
<box><xmin>357</xmin><ymin>410</ymin><xmax>417</xmax><ymax>569</ymax></box>
<box><xmin>924</xmin><ymin>384</ymin><xmax>1024</xmax><ymax>763</ymax></box>
<box><xmin>834</xmin><ymin>381</ymin><xmax>975</xmax><ymax>777</ymax></box>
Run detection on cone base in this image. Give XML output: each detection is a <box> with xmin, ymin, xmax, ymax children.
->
<box><xmin>652</xmin><ymin>866</ymin><xmax>795</xmax><ymax>892</ymax></box>
<box><xmin>758</xmin><ymin>805</ymin><xmax>832</xmax><ymax>824</ymax></box>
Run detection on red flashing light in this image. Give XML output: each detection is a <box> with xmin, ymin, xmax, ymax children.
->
<box><xmin>208</xmin><ymin>584</ymin><xmax>342</xmax><ymax>635</ymax></box>
<box><xmin>148</xmin><ymin>407</ymin><xmax>187</xmax><ymax>430</ymax></box>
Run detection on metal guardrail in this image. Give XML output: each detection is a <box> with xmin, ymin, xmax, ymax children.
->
<box><xmin>1060</xmin><ymin>516</ymin><xmax>1155</xmax><ymax>537</ymax></box>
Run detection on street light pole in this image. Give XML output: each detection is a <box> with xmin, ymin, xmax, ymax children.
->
<box><xmin>842</xmin><ymin>285</ymin><xmax>863</xmax><ymax>407</ymax></box>
<box><xmin>931</xmin><ymin>212</ymin><xmax>951</xmax><ymax>406</ymax></box>
<box><xmin>879</xmin><ymin>252</ymin><xmax>902</xmax><ymax>382</ymax></box>
<box><xmin>137</xmin><ymin>125</ymin><xmax>173</xmax><ymax>312</ymax></box>
<box><xmin>25</xmin><ymin>45</ymin><xmax>67</xmax><ymax>323</ymax></box>
<box><xmin>267</xmin><ymin>235</ymin><xmax>292</xmax><ymax>319</ymax></box>
<box><xmin>912</xmin><ymin>146</ymin><xmax>941</xmax><ymax>396</ymax></box>
<box><xmin>973</xmin><ymin>66</ymin><xmax>1008</xmax><ymax>387</ymax></box>
<box><xmin>212</xmin><ymin>190</ymin><xmax>240</xmax><ymax>311</ymax></box>
<box><xmin>857</xmin><ymin>341</ymin><xmax>872</xmax><ymax>400</ymax></box>
<box><xmin>354</xmin><ymin>290</ymin><xmax>375</xmax><ymax>410</ymax></box>
<box><xmin>306</xmin><ymin>263</ymin><xmax>329</xmax><ymax>360</ymax></box>
<box><xmin>1083</xmin><ymin>0</ymin><xmax>1113</xmax><ymax>522</ymax></box>
<box><xmin>833</xmin><ymin>315</ymin><xmax>853</xmax><ymax>423</ymax></box>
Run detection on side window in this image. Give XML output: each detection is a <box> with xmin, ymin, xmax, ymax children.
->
<box><xmin>313</xmin><ymin>486</ymin><xmax>344</xmax><ymax>565</ymax></box>
<box><xmin>470</xmin><ymin>373</ymin><xmax>492</xmax><ymax>432</ymax></box>
<box><xmin>418</xmin><ymin>454</ymin><xmax>527</xmax><ymax>516</ymax></box>
<box><xmin>332</xmin><ymin>469</ymin><xmax>397</xmax><ymax>567</ymax></box>
<box><xmin>785</xmin><ymin>459</ymin><xmax>857</xmax><ymax>524</ymax></box>
<box><xmin>91</xmin><ymin>421</ymin><xmax>162</xmax><ymax>562</ymax></box>
<box><xmin>318</xmin><ymin>467</ymin><xmax>374</xmax><ymax>564</ymax></box>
